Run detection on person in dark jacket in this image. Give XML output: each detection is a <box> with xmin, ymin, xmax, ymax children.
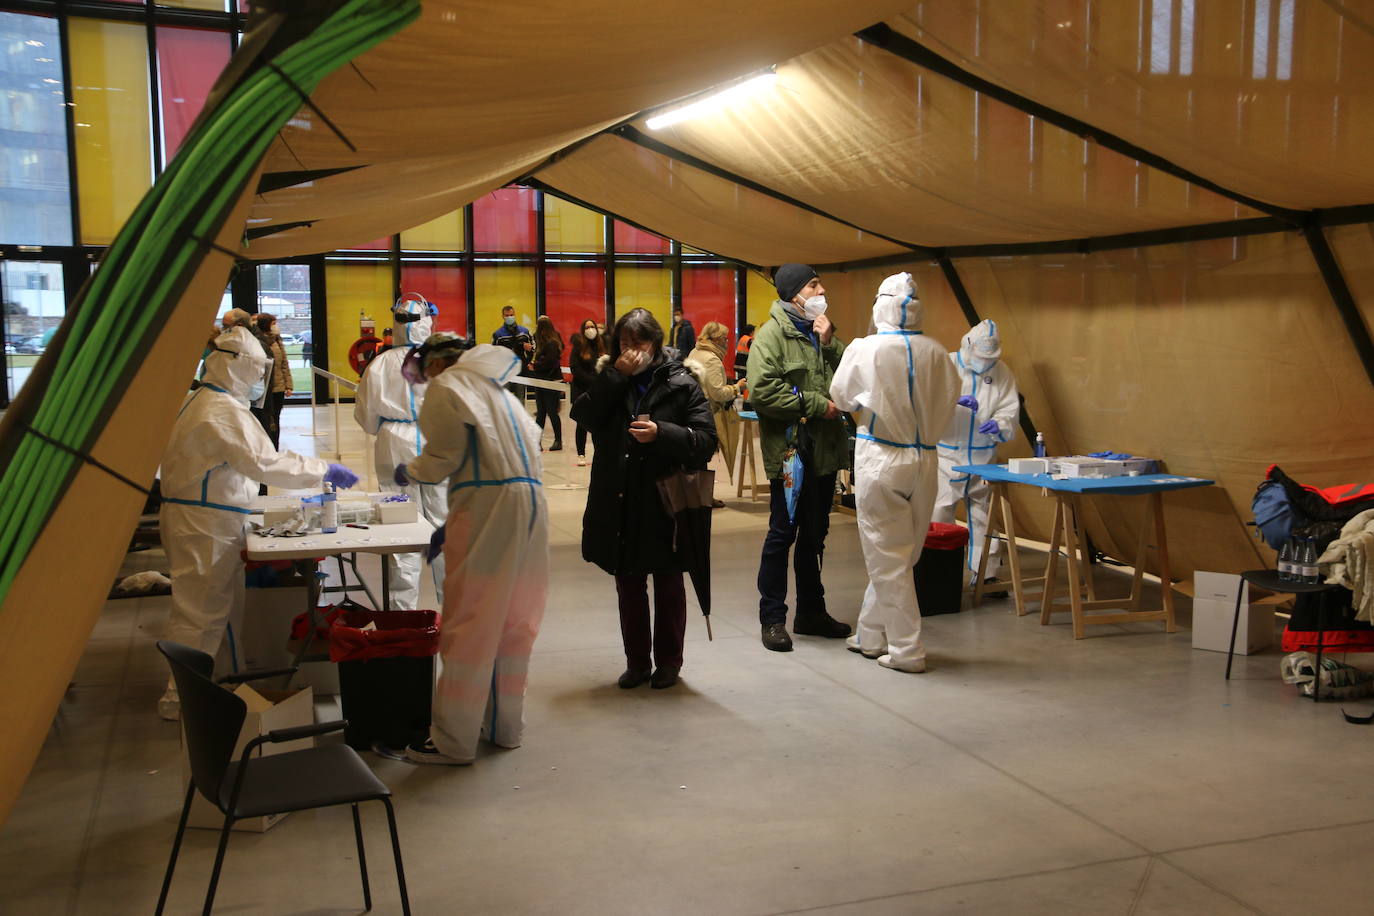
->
<box><xmin>568</xmin><ymin>317</ymin><xmax>607</xmax><ymax>467</ymax></box>
<box><xmin>668</xmin><ymin>306</ymin><xmax>696</xmax><ymax>358</ymax></box>
<box><xmin>571</xmin><ymin>308</ymin><xmax>717</xmax><ymax>690</ymax></box>
<box><xmin>529</xmin><ymin>315</ymin><xmax>564</xmax><ymax>451</ymax></box>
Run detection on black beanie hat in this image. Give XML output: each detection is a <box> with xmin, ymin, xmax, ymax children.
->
<box><xmin>774</xmin><ymin>263</ymin><xmax>818</xmax><ymax>303</ymax></box>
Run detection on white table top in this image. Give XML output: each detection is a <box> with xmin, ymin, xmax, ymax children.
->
<box><xmin>245</xmin><ymin>520</ymin><xmax>435</xmax><ymax>560</ymax></box>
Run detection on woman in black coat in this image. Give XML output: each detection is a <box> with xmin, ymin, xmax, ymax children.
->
<box><xmin>529</xmin><ymin>315</ymin><xmax>564</xmax><ymax>450</ymax></box>
<box><xmin>567</xmin><ymin>317</ymin><xmax>606</xmax><ymax>467</ymax></box>
<box><xmin>570</xmin><ymin>308</ymin><xmax>717</xmax><ymax>690</ymax></box>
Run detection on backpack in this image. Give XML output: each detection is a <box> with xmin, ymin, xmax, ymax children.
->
<box><xmin>1252</xmin><ymin>478</ymin><xmax>1298</xmax><ymax>550</ymax></box>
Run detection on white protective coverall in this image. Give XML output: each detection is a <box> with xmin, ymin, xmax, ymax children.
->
<box><xmin>160</xmin><ymin>326</ymin><xmax>329</xmax><ymax>677</ymax></box>
<box><xmin>353</xmin><ymin>304</ymin><xmax>449</xmax><ymax>609</ymax></box>
<box><xmin>830</xmin><ymin>274</ymin><xmax>961</xmax><ymax>671</ymax></box>
<box><xmin>935</xmin><ymin>320</ymin><xmax>1020</xmax><ymax>583</ymax></box>
<box><xmin>405</xmin><ymin>343</ymin><xmax>549</xmax><ymax>762</ymax></box>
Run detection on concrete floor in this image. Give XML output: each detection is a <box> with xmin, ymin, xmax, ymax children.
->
<box><xmin>4</xmin><ymin>404</ymin><xmax>1374</xmax><ymax>915</ymax></box>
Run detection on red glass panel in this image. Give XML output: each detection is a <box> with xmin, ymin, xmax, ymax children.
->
<box><xmin>681</xmin><ymin>267</ymin><xmax>737</xmax><ymax>374</ymax></box>
<box><xmin>156</xmin><ymin>26</ymin><xmax>232</xmax><ymax>161</ymax></box>
<box><xmin>614</xmin><ymin>220</ymin><xmax>670</xmax><ymax>254</ymax></box>
<box><xmin>473</xmin><ymin>187</ymin><xmax>538</xmax><ymax>252</ymax></box>
<box><xmin>400</xmin><ymin>263</ymin><xmax>468</xmax><ymax>338</ymax></box>
<box><xmin>545</xmin><ymin>266</ymin><xmax>606</xmax><ymax>378</ymax></box>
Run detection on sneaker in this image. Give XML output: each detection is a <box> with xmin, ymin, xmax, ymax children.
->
<box><xmin>877</xmin><ymin>654</ymin><xmax>926</xmax><ymax>674</ymax></box>
<box><xmin>576</xmin><ymin>456</ymin><xmax>587</xmax><ymax>467</ymax></box>
<box><xmin>650</xmin><ymin>666</ymin><xmax>680</xmax><ymax>689</ymax></box>
<box><xmin>404</xmin><ymin>737</ymin><xmax>473</xmax><ymax>766</ymax></box>
<box><xmin>371</xmin><ymin>742</ymin><xmax>409</xmax><ymax>761</ymax></box>
<box><xmin>761</xmin><ymin>623</ymin><xmax>793</xmax><ymax>652</ymax></box>
<box><xmin>157</xmin><ymin>688</ymin><xmax>180</xmax><ymax>722</ymax></box>
<box><xmin>982</xmin><ymin>577</ymin><xmax>1009</xmax><ymax>600</ymax></box>
<box><xmin>618</xmin><ymin>668</ymin><xmax>652</xmax><ymax>689</ymax></box>
<box><xmin>793</xmin><ymin>614</ymin><xmax>852</xmax><ymax>638</ymax></box>
<box><xmin>845</xmin><ymin>635</ymin><xmax>883</xmax><ymax>659</ymax></box>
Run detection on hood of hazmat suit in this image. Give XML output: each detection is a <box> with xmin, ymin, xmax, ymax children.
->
<box><xmin>829</xmin><ymin>273</ymin><xmax>962</xmax><ymax>670</ymax></box>
<box><xmin>353</xmin><ymin>300</ymin><xmax>449</xmax><ymax>610</ymax></box>
<box><xmin>158</xmin><ymin>325</ymin><xmax>330</xmax><ymax>669</ymax></box>
<box><xmin>404</xmin><ymin>342</ymin><xmax>549</xmax><ymax>762</ymax></box>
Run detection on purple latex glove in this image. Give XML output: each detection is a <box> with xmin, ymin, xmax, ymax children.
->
<box><xmin>393</xmin><ymin>464</ymin><xmax>410</xmax><ymax>487</ymax></box>
<box><xmin>323</xmin><ymin>463</ymin><xmax>358</xmax><ymax>489</ymax></box>
<box><xmin>426</xmin><ymin>525</ymin><xmax>445</xmax><ymax>564</ymax></box>
<box><xmin>957</xmin><ymin>395</ymin><xmax>978</xmax><ymax>410</ymax></box>
<box><xmin>978</xmin><ymin>420</ymin><xmax>1000</xmax><ymax>436</ymax></box>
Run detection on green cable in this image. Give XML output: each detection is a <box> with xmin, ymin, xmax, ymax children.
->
<box><xmin>0</xmin><ymin>0</ymin><xmax>419</xmax><ymax>604</ymax></box>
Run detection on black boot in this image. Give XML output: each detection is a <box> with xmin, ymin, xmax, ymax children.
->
<box><xmin>650</xmin><ymin>666</ymin><xmax>680</xmax><ymax>689</ymax></box>
<box><xmin>761</xmin><ymin>623</ymin><xmax>793</xmax><ymax>652</ymax></box>
<box><xmin>549</xmin><ymin>440</ymin><xmax>563</xmax><ymax>452</ymax></box>
<box><xmin>618</xmin><ymin>668</ymin><xmax>652</xmax><ymax>689</ymax></box>
<box><xmin>793</xmin><ymin>613</ymin><xmax>852</xmax><ymax>638</ymax></box>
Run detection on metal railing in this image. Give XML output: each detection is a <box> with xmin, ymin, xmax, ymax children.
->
<box><xmin>308</xmin><ymin>366</ymin><xmax>358</xmax><ymax>460</ymax></box>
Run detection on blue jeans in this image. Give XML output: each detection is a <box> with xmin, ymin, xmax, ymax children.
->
<box><xmin>757</xmin><ymin>471</ymin><xmax>835</xmax><ymax>626</ymax></box>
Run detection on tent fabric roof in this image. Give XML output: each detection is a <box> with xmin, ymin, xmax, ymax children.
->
<box><xmin>240</xmin><ymin>0</ymin><xmax>1374</xmax><ymax>263</ymax></box>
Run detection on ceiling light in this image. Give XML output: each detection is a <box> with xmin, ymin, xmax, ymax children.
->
<box><xmin>646</xmin><ymin>71</ymin><xmax>777</xmax><ymax>130</ymax></box>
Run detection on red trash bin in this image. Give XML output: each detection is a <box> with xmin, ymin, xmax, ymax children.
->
<box><xmin>328</xmin><ymin>610</ymin><xmax>440</xmax><ymax>751</ymax></box>
<box><xmin>913</xmin><ymin>523</ymin><xmax>969</xmax><ymax>616</ymax></box>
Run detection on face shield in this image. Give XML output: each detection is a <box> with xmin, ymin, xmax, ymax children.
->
<box><xmin>960</xmin><ymin>319</ymin><xmax>1002</xmax><ymax>374</ymax></box>
<box><xmin>203</xmin><ymin>326</ymin><xmax>269</xmax><ymax>404</ymax></box>
<box><xmin>401</xmin><ymin>331</ymin><xmax>471</xmax><ymax>385</ymax></box>
<box><xmin>392</xmin><ymin>292</ymin><xmax>438</xmax><ymax>347</ymax></box>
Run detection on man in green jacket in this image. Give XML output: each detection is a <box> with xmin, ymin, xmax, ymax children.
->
<box><xmin>746</xmin><ymin>263</ymin><xmax>853</xmax><ymax>652</ymax></box>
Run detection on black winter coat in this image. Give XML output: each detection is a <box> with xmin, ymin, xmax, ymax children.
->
<box><xmin>571</xmin><ymin>355</ymin><xmax>717</xmax><ymax>576</ymax></box>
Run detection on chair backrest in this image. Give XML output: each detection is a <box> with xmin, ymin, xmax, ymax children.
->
<box><xmin>157</xmin><ymin>641</ymin><xmax>247</xmax><ymax>810</ymax></box>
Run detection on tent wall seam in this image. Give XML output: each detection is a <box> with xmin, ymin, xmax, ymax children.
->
<box><xmin>1302</xmin><ymin>223</ymin><xmax>1374</xmax><ymax>389</ymax></box>
<box><xmin>854</xmin><ymin>23</ymin><xmax>1306</xmax><ymax>225</ymax></box>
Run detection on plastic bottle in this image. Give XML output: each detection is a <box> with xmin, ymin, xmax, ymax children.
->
<box><xmin>320</xmin><ymin>482</ymin><xmax>338</xmax><ymax>534</ymax></box>
<box><xmin>1299</xmin><ymin>537</ymin><xmax>1319</xmax><ymax>585</ymax></box>
<box><xmin>1033</xmin><ymin>432</ymin><xmax>1046</xmax><ymax>458</ymax></box>
<box><xmin>1277</xmin><ymin>537</ymin><xmax>1294</xmax><ymax>581</ymax></box>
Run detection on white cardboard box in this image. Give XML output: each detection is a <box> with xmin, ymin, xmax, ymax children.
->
<box><xmin>181</xmin><ymin>683</ymin><xmax>315</xmax><ymax>832</ymax></box>
<box><xmin>376</xmin><ymin>499</ymin><xmax>418</xmax><ymax>524</ymax></box>
<box><xmin>241</xmin><ymin>586</ymin><xmax>339</xmax><ymax>694</ymax></box>
<box><xmin>1052</xmin><ymin>456</ymin><xmax>1126</xmax><ymax>478</ymax></box>
<box><xmin>1007</xmin><ymin>458</ymin><xmax>1050</xmax><ymax>475</ymax></box>
<box><xmin>1188</xmin><ymin>571</ymin><xmax>1277</xmax><ymax>656</ymax></box>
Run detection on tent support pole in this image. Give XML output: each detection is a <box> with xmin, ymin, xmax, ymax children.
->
<box><xmin>1302</xmin><ymin>223</ymin><xmax>1374</xmax><ymax>388</ymax></box>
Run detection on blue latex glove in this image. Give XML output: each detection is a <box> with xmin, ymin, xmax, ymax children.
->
<box><xmin>957</xmin><ymin>395</ymin><xmax>978</xmax><ymax>410</ymax></box>
<box><xmin>323</xmin><ymin>463</ymin><xmax>358</xmax><ymax>489</ymax></box>
<box><xmin>393</xmin><ymin>464</ymin><xmax>410</xmax><ymax>487</ymax></box>
<box><xmin>426</xmin><ymin>525</ymin><xmax>445</xmax><ymax>564</ymax></box>
<box><xmin>978</xmin><ymin>420</ymin><xmax>1000</xmax><ymax>436</ymax></box>
<box><xmin>1087</xmin><ymin>451</ymin><xmax>1111</xmax><ymax>458</ymax></box>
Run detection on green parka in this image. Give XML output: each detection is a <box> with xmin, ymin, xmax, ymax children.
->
<box><xmin>745</xmin><ymin>300</ymin><xmax>850</xmax><ymax>478</ymax></box>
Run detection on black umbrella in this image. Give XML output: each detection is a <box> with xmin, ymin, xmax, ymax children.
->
<box><xmin>657</xmin><ymin>469</ymin><xmax>716</xmax><ymax>640</ymax></box>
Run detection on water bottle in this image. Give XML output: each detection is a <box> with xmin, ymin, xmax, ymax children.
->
<box><xmin>1300</xmin><ymin>537</ymin><xmax>1319</xmax><ymax>585</ymax></box>
<box><xmin>320</xmin><ymin>482</ymin><xmax>338</xmax><ymax>534</ymax></box>
<box><xmin>1277</xmin><ymin>537</ymin><xmax>1294</xmax><ymax>581</ymax></box>
<box><xmin>1033</xmin><ymin>432</ymin><xmax>1046</xmax><ymax>458</ymax></box>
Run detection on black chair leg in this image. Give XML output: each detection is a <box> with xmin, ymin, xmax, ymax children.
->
<box><xmin>1225</xmin><ymin>583</ymin><xmax>1243</xmax><ymax>679</ymax></box>
<box><xmin>352</xmin><ymin>803</ymin><xmax>372</xmax><ymax>911</ymax></box>
<box><xmin>202</xmin><ymin>815</ymin><xmax>236</xmax><ymax>916</ymax></box>
<box><xmin>381</xmin><ymin>797</ymin><xmax>411</xmax><ymax>916</ymax></box>
<box><xmin>155</xmin><ymin>783</ymin><xmax>196</xmax><ymax>915</ymax></box>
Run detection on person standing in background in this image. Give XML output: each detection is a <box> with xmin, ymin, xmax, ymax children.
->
<box><xmin>251</xmin><ymin>313</ymin><xmax>291</xmax><ymax>449</ymax></box>
<box><xmin>529</xmin><ymin>316</ymin><xmax>565</xmax><ymax>451</ymax></box>
<box><xmin>668</xmin><ymin>305</ymin><xmax>696</xmax><ymax>358</ymax></box>
<box><xmin>683</xmin><ymin>321</ymin><xmax>739</xmax><ymax>506</ymax></box>
<box><xmin>568</xmin><ymin>317</ymin><xmax>607</xmax><ymax>467</ymax></box>
<box><xmin>734</xmin><ymin>323</ymin><xmax>755</xmax><ymax>385</ymax></box>
<box><xmin>492</xmin><ymin>304</ymin><xmax>533</xmax><ymax>401</ymax></box>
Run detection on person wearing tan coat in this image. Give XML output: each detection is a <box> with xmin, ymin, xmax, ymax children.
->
<box><xmin>683</xmin><ymin>321</ymin><xmax>741</xmax><ymax>491</ymax></box>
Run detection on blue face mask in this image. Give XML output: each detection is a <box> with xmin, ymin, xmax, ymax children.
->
<box><xmin>503</xmin><ymin>315</ymin><xmax>516</xmax><ymax>327</ymax></box>
<box><xmin>247</xmin><ymin>381</ymin><xmax>266</xmax><ymax>403</ymax></box>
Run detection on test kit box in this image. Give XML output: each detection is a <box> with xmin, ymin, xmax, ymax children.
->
<box><xmin>1181</xmin><ymin>571</ymin><xmax>1283</xmax><ymax>656</ymax></box>
<box><xmin>375</xmin><ymin>499</ymin><xmax>418</xmax><ymax>524</ymax></box>
<box><xmin>181</xmin><ymin>683</ymin><xmax>315</xmax><ymax>832</ymax></box>
<box><xmin>1007</xmin><ymin>458</ymin><xmax>1050</xmax><ymax>475</ymax></box>
<box><xmin>1052</xmin><ymin>456</ymin><xmax>1126</xmax><ymax>478</ymax></box>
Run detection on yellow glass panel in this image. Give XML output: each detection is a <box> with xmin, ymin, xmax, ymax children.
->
<box><xmin>614</xmin><ymin>266</ymin><xmax>672</xmax><ymax>331</ymax></box>
<box><xmin>325</xmin><ymin>261</ymin><xmax>393</xmax><ymax>380</ymax></box>
<box><xmin>745</xmin><ymin>270</ymin><xmax>777</xmax><ymax>332</ymax></box>
<box><xmin>70</xmin><ymin>19</ymin><xmax>152</xmax><ymax>245</ymax></box>
<box><xmin>544</xmin><ymin>197</ymin><xmax>604</xmax><ymax>253</ymax></box>
<box><xmin>400</xmin><ymin>209</ymin><xmax>465</xmax><ymax>252</ymax></box>
<box><xmin>475</xmin><ymin>265</ymin><xmax>535</xmax><ymax>344</ymax></box>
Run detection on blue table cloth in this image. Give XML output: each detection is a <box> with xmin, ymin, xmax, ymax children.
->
<box><xmin>952</xmin><ymin>463</ymin><xmax>1214</xmax><ymax>495</ymax></box>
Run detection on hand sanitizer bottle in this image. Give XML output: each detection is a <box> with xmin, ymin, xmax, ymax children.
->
<box><xmin>320</xmin><ymin>483</ymin><xmax>338</xmax><ymax>534</ymax></box>
<box><xmin>1033</xmin><ymin>432</ymin><xmax>1046</xmax><ymax>458</ymax></box>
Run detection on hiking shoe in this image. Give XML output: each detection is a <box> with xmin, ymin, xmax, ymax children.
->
<box><xmin>793</xmin><ymin>614</ymin><xmax>852</xmax><ymax>638</ymax></box>
<box><xmin>761</xmin><ymin>623</ymin><xmax>793</xmax><ymax>652</ymax></box>
<box><xmin>618</xmin><ymin>668</ymin><xmax>652</xmax><ymax>689</ymax></box>
<box><xmin>405</xmin><ymin>737</ymin><xmax>473</xmax><ymax>766</ymax></box>
<box><xmin>650</xmin><ymin>666</ymin><xmax>680</xmax><ymax>689</ymax></box>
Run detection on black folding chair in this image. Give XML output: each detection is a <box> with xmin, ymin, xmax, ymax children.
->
<box><xmin>155</xmin><ymin>641</ymin><xmax>411</xmax><ymax>915</ymax></box>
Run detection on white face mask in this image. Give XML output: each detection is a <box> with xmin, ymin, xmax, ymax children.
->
<box><xmin>966</xmin><ymin>356</ymin><xmax>996</xmax><ymax>374</ymax></box>
<box><xmin>247</xmin><ymin>381</ymin><xmax>266</xmax><ymax>403</ymax></box>
<box><xmin>798</xmin><ymin>294</ymin><xmax>828</xmax><ymax>321</ymax></box>
<box><xmin>584</xmin><ymin>327</ymin><xmax>597</xmax><ymax>340</ymax></box>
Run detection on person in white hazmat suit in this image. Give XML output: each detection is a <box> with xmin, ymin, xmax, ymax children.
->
<box><xmin>830</xmin><ymin>274</ymin><xmax>960</xmax><ymax>672</ymax></box>
<box><xmin>393</xmin><ymin>338</ymin><xmax>549</xmax><ymax>766</ymax></box>
<box><xmin>934</xmin><ymin>319</ymin><xmax>1020</xmax><ymax>586</ymax></box>
<box><xmin>158</xmin><ymin>325</ymin><xmax>359</xmax><ymax>719</ymax></box>
<box><xmin>352</xmin><ymin>294</ymin><xmax>449</xmax><ymax>609</ymax></box>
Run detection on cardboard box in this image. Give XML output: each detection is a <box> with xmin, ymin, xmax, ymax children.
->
<box><xmin>1007</xmin><ymin>458</ymin><xmax>1050</xmax><ymax>475</ymax></box>
<box><xmin>241</xmin><ymin>586</ymin><xmax>339</xmax><ymax>694</ymax></box>
<box><xmin>376</xmin><ymin>499</ymin><xmax>418</xmax><ymax>524</ymax></box>
<box><xmin>1052</xmin><ymin>456</ymin><xmax>1126</xmax><ymax>478</ymax></box>
<box><xmin>1183</xmin><ymin>571</ymin><xmax>1283</xmax><ymax>655</ymax></box>
<box><xmin>182</xmin><ymin>683</ymin><xmax>315</xmax><ymax>832</ymax></box>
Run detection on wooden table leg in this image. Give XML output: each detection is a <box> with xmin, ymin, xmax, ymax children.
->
<box><xmin>1153</xmin><ymin>492</ymin><xmax>1177</xmax><ymax>632</ymax></box>
<box><xmin>1061</xmin><ymin>495</ymin><xmax>1088</xmax><ymax>639</ymax></box>
<box><xmin>1070</xmin><ymin>494</ymin><xmax>1097</xmax><ymax>601</ymax></box>
<box><xmin>1039</xmin><ymin>498</ymin><xmax>1064</xmax><ymax>626</ymax></box>
<box><xmin>1128</xmin><ymin>495</ymin><xmax>1152</xmax><ymax>613</ymax></box>
<box><xmin>999</xmin><ymin>484</ymin><xmax>1030</xmax><ymax>617</ymax></box>
<box><xmin>735</xmin><ymin>421</ymin><xmax>747</xmax><ymax>499</ymax></box>
<box><xmin>972</xmin><ymin>485</ymin><xmax>997</xmax><ymax>606</ymax></box>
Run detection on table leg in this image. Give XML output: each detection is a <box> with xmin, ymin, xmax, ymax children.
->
<box><xmin>1039</xmin><ymin>499</ymin><xmax>1064</xmax><ymax>626</ymax></box>
<box><xmin>1071</xmin><ymin>494</ymin><xmax>1096</xmax><ymax>601</ymax></box>
<box><xmin>972</xmin><ymin>486</ymin><xmax>997</xmax><ymax>606</ymax></box>
<box><xmin>1152</xmin><ymin>492</ymin><xmax>1177</xmax><ymax>633</ymax></box>
<box><xmin>1061</xmin><ymin>495</ymin><xmax>1088</xmax><ymax>639</ymax></box>
<box><xmin>1225</xmin><ymin>575</ymin><xmax>1244</xmax><ymax>680</ymax></box>
<box><xmin>382</xmin><ymin>555</ymin><xmax>391</xmax><ymax>612</ymax></box>
<box><xmin>1128</xmin><ymin>496</ymin><xmax>1151</xmax><ymax>613</ymax></box>
<box><xmin>735</xmin><ymin>422</ymin><xmax>747</xmax><ymax>499</ymax></box>
<box><xmin>1000</xmin><ymin>484</ymin><xmax>1029</xmax><ymax>617</ymax></box>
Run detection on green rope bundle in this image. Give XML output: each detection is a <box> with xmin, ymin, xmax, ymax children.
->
<box><xmin>0</xmin><ymin>0</ymin><xmax>420</xmax><ymax>605</ymax></box>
